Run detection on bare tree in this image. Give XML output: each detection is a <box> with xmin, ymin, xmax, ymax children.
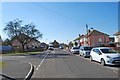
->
<box><xmin>3</xmin><ymin>19</ymin><xmax>42</xmax><ymax>51</ymax></box>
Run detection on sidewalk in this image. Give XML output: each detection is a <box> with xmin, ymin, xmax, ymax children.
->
<box><xmin>1</xmin><ymin>59</ymin><xmax>31</xmax><ymax>79</ymax></box>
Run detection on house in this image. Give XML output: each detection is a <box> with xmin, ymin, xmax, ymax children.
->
<box><xmin>52</xmin><ymin>40</ymin><xmax>59</xmax><ymax>48</ymax></box>
<box><xmin>74</xmin><ymin>34</ymin><xmax>84</xmax><ymax>46</ymax></box>
<box><xmin>114</xmin><ymin>31</ymin><xmax>120</xmax><ymax>47</ymax></box>
<box><xmin>74</xmin><ymin>30</ymin><xmax>110</xmax><ymax>47</ymax></box>
<box><xmin>40</xmin><ymin>42</ymin><xmax>48</xmax><ymax>50</ymax></box>
<box><xmin>11</xmin><ymin>33</ymin><xmax>41</xmax><ymax>51</ymax></box>
<box><xmin>109</xmin><ymin>37</ymin><xmax>115</xmax><ymax>43</ymax></box>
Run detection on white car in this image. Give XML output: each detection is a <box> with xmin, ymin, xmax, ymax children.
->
<box><xmin>79</xmin><ymin>46</ymin><xmax>93</xmax><ymax>58</ymax></box>
<box><xmin>70</xmin><ymin>47</ymin><xmax>79</xmax><ymax>54</ymax></box>
<box><xmin>90</xmin><ymin>47</ymin><xmax>120</xmax><ymax>66</ymax></box>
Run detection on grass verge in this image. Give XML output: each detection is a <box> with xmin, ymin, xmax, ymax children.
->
<box><xmin>0</xmin><ymin>61</ymin><xmax>5</xmax><ymax>68</ymax></box>
<box><xmin>1</xmin><ymin>51</ymin><xmax>44</xmax><ymax>56</ymax></box>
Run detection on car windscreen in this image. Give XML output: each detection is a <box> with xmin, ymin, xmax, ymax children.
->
<box><xmin>100</xmin><ymin>49</ymin><xmax>117</xmax><ymax>53</ymax></box>
<box><xmin>84</xmin><ymin>47</ymin><xmax>92</xmax><ymax>50</ymax></box>
<box><xmin>73</xmin><ymin>47</ymin><xmax>79</xmax><ymax>49</ymax></box>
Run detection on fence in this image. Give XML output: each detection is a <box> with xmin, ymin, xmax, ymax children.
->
<box><xmin>0</xmin><ymin>46</ymin><xmax>13</xmax><ymax>53</ymax></box>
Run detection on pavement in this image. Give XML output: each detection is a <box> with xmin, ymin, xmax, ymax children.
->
<box><xmin>1</xmin><ymin>56</ymin><xmax>33</xmax><ymax>79</ymax></box>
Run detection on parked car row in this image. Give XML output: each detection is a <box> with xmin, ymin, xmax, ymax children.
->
<box><xmin>70</xmin><ymin>46</ymin><xmax>92</xmax><ymax>57</ymax></box>
<box><xmin>70</xmin><ymin>46</ymin><xmax>120</xmax><ymax>66</ymax></box>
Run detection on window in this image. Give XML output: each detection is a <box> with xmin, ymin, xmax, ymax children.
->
<box><xmin>84</xmin><ymin>47</ymin><xmax>92</xmax><ymax>50</ymax></box>
<box><xmin>73</xmin><ymin>47</ymin><xmax>79</xmax><ymax>49</ymax></box>
<box><xmin>93</xmin><ymin>49</ymin><xmax>96</xmax><ymax>52</ymax></box>
<box><xmin>100</xmin><ymin>49</ymin><xmax>117</xmax><ymax>54</ymax></box>
<box><xmin>95</xmin><ymin>49</ymin><xmax>101</xmax><ymax>54</ymax></box>
<box><xmin>98</xmin><ymin>38</ymin><xmax>102</xmax><ymax>42</ymax></box>
<box><xmin>93</xmin><ymin>49</ymin><xmax>101</xmax><ymax>54</ymax></box>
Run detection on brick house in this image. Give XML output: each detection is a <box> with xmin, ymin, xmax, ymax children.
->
<box><xmin>74</xmin><ymin>30</ymin><xmax>110</xmax><ymax>47</ymax></box>
<box><xmin>114</xmin><ymin>31</ymin><xmax>120</xmax><ymax>47</ymax></box>
<box><xmin>52</xmin><ymin>40</ymin><xmax>59</xmax><ymax>48</ymax></box>
<box><xmin>74</xmin><ymin>34</ymin><xmax>84</xmax><ymax>46</ymax></box>
<box><xmin>11</xmin><ymin>34</ymin><xmax>41</xmax><ymax>51</ymax></box>
<box><xmin>40</xmin><ymin>42</ymin><xmax>48</xmax><ymax>50</ymax></box>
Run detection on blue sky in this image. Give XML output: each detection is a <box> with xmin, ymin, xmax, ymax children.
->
<box><xmin>1</xmin><ymin>2</ymin><xmax>118</xmax><ymax>43</ymax></box>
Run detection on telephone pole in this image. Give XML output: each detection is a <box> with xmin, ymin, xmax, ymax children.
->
<box><xmin>86</xmin><ymin>24</ymin><xmax>89</xmax><ymax>46</ymax></box>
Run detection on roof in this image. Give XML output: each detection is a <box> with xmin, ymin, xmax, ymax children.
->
<box><xmin>11</xmin><ymin>33</ymin><xmax>40</xmax><ymax>43</ymax></box>
<box><xmin>114</xmin><ymin>31</ymin><xmax>120</xmax><ymax>36</ymax></box>
<box><xmin>74</xmin><ymin>35</ymin><xmax>84</xmax><ymax>41</ymax></box>
<box><xmin>80</xmin><ymin>30</ymin><xmax>109</xmax><ymax>39</ymax></box>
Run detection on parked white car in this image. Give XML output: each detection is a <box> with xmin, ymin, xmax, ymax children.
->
<box><xmin>70</xmin><ymin>47</ymin><xmax>80</xmax><ymax>54</ymax></box>
<box><xmin>90</xmin><ymin>47</ymin><xmax>120</xmax><ymax>66</ymax></box>
<box><xmin>79</xmin><ymin>46</ymin><xmax>93</xmax><ymax>58</ymax></box>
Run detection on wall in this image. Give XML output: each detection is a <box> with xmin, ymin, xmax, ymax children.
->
<box><xmin>0</xmin><ymin>46</ymin><xmax>13</xmax><ymax>52</ymax></box>
<box><xmin>89</xmin><ymin>34</ymin><xmax>109</xmax><ymax>47</ymax></box>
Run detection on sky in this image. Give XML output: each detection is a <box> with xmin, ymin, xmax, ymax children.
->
<box><xmin>0</xmin><ymin>2</ymin><xmax>119</xmax><ymax>44</ymax></box>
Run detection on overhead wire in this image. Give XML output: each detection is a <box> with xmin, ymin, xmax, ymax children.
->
<box><xmin>30</xmin><ymin>3</ymin><xmax>117</xmax><ymax>29</ymax></box>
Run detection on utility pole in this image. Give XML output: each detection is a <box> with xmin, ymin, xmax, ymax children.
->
<box><xmin>86</xmin><ymin>24</ymin><xmax>89</xmax><ymax>46</ymax></box>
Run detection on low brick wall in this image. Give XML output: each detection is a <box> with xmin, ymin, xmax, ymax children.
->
<box><xmin>108</xmin><ymin>47</ymin><xmax>120</xmax><ymax>50</ymax></box>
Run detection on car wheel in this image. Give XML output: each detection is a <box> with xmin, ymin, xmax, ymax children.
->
<box><xmin>83</xmin><ymin>54</ymin><xmax>86</xmax><ymax>58</ymax></box>
<box><xmin>90</xmin><ymin>56</ymin><xmax>93</xmax><ymax>61</ymax></box>
<box><xmin>81</xmin><ymin>53</ymin><xmax>83</xmax><ymax>57</ymax></box>
<box><xmin>71</xmin><ymin>51</ymin><xmax>73</xmax><ymax>54</ymax></box>
<box><xmin>101</xmin><ymin>59</ymin><xmax>106</xmax><ymax>66</ymax></box>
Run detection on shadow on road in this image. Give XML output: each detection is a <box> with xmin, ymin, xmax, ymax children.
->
<box><xmin>0</xmin><ymin>73</ymin><xmax>15</xmax><ymax>80</ymax></box>
<box><xmin>45</xmin><ymin>53</ymin><xmax>71</xmax><ymax>59</ymax></box>
<box><xmin>108</xmin><ymin>65</ymin><xmax>120</xmax><ymax>68</ymax></box>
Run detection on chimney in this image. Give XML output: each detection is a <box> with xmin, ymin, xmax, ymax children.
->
<box><xmin>88</xmin><ymin>28</ymin><xmax>94</xmax><ymax>33</ymax></box>
<box><xmin>88</xmin><ymin>29</ymin><xmax>91</xmax><ymax>33</ymax></box>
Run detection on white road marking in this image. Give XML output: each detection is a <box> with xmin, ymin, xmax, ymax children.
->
<box><xmin>36</xmin><ymin>52</ymin><xmax>49</xmax><ymax>70</ymax></box>
<box><xmin>42</xmin><ymin>53</ymin><xmax>46</xmax><ymax>57</ymax></box>
<box><xmin>24</xmin><ymin>62</ymin><xmax>33</xmax><ymax>79</ymax></box>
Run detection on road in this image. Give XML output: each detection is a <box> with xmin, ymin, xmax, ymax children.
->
<box><xmin>1</xmin><ymin>49</ymin><xmax>119</xmax><ymax>79</ymax></box>
<box><xmin>29</xmin><ymin>49</ymin><xmax>119</xmax><ymax>78</ymax></box>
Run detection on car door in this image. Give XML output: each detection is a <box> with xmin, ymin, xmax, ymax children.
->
<box><xmin>79</xmin><ymin>46</ymin><xmax>83</xmax><ymax>56</ymax></box>
<box><xmin>81</xmin><ymin>47</ymin><xmax>84</xmax><ymax>56</ymax></box>
<box><xmin>94</xmin><ymin>49</ymin><xmax>101</xmax><ymax>62</ymax></box>
<box><xmin>91</xmin><ymin>49</ymin><xmax>97</xmax><ymax>61</ymax></box>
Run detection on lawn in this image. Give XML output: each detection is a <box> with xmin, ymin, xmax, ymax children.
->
<box><xmin>0</xmin><ymin>61</ymin><xmax>5</xmax><ymax>68</ymax></box>
<box><xmin>1</xmin><ymin>51</ymin><xmax>43</xmax><ymax>56</ymax></box>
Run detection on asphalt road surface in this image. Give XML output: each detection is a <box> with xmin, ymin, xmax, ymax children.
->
<box><xmin>1</xmin><ymin>49</ymin><xmax>119</xmax><ymax>79</ymax></box>
<box><xmin>29</xmin><ymin>49</ymin><xmax>119</xmax><ymax>78</ymax></box>
<box><xmin>1</xmin><ymin>56</ymin><xmax>31</xmax><ymax>79</ymax></box>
